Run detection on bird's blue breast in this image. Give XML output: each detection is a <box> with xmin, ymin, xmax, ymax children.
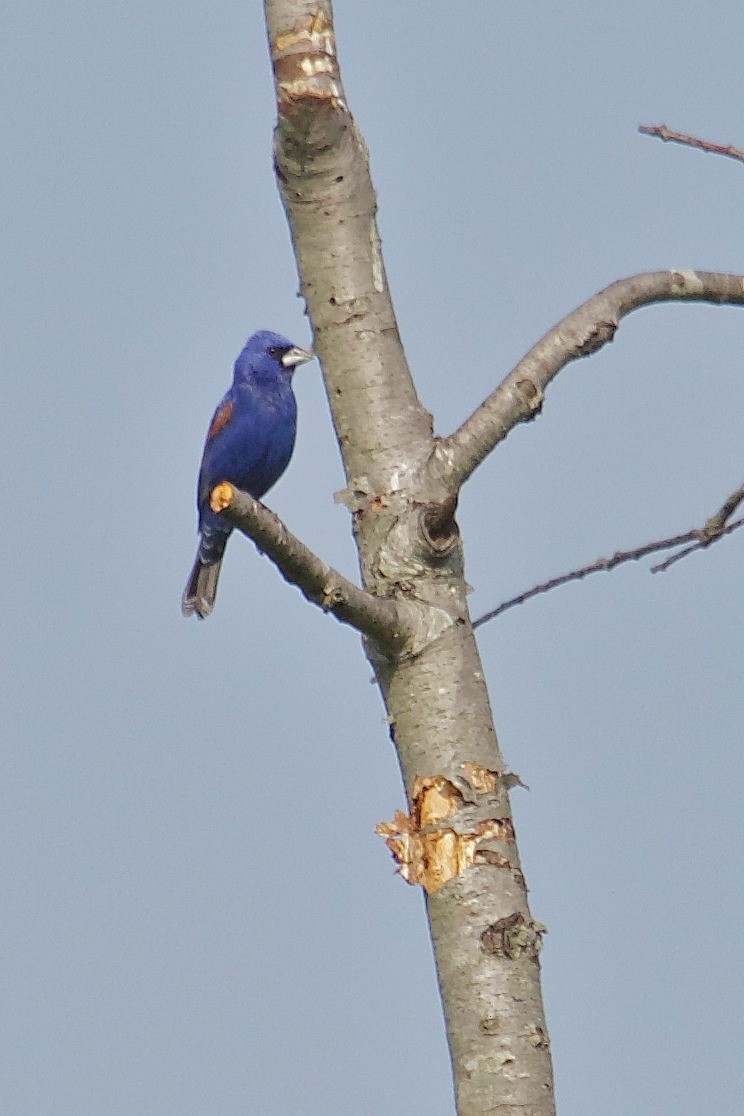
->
<box><xmin>197</xmin><ymin>380</ymin><xmax>297</xmax><ymax>533</ymax></box>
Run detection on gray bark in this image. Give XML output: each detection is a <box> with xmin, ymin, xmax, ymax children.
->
<box><xmin>263</xmin><ymin>5</ymin><xmax>554</xmax><ymax>1112</ymax></box>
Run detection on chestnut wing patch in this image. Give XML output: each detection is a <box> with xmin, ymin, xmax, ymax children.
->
<box><xmin>207</xmin><ymin>399</ymin><xmax>234</xmax><ymax>441</ymax></box>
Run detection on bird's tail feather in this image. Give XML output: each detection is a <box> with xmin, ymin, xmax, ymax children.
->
<box><xmin>181</xmin><ymin>552</ymin><xmax>223</xmax><ymax>619</ymax></box>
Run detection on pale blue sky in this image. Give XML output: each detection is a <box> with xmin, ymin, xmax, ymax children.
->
<box><xmin>3</xmin><ymin>3</ymin><xmax>743</xmax><ymax>1113</ymax></box>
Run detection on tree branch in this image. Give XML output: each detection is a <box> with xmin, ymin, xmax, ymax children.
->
<box><xmin>210</xmin><ymin>483</ymin><xmax>406</xmax><ymax>649</ymax></box>
<box><xmin>639</xmin><ymin>123</ymin><xmax>744</xmax><ymax>166</ymax></box>
<box><xmin>651</xmin><ymin>481</ymin><xmax>744</xmax><ymax>572</ymax></box>
<box><xmin>430</xmin><ymin>271</ymin><xmax>744</xmax><ymax>493</ymax></box>
<box><xmin>473</xmin><ymin>484</ymin><xmax>744</xmax><ymax>629</ymax></box>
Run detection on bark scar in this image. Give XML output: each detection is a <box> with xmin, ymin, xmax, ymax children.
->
<box><xmin>376</xmin><ymin>769</ymin><xmax>514</xmax><ymax>893</ymax></box>
<box><xmin>481</xmin><ymin>912</ymin><xmax>547</xmax><ymax>960</ymax></box>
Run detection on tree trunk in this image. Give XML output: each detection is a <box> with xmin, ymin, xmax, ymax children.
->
<box><xmin>263</xmin><ymin>4</ymin><xmax>555</xmax><ymax>1112</ymax></box>
<box><xmin>256</xmin><ymin>4</ymin><xmax>744</xmax><ymax>1113</ymax></box>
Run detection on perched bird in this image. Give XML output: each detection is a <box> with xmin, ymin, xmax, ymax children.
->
<box><xmin>182</xmin><ymin>330</ymin><xmax>313</xmax><ymax>618</ymax></box>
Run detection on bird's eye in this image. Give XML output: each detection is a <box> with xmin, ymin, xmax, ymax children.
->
<box><xmin>267</xmin><ymin>345</ymin><xmax>287</xmax><ymax>359</ymax></box>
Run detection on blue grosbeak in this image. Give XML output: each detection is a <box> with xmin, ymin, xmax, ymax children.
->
<box><xmin>182</xmin><ymin>330</ymin><xmax>312</xmax><ymax>618</ymax></box>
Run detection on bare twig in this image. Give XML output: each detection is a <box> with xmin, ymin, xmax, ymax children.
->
<box><xmin>473</xmin><ymin>486</ymin><xmax>744</xmax><ymax>629</ymax></box>
<box><xmin>210</xmin><ymin>482</ymin><xmax>407</xmax><ymax>649</ymax></box>
<box><xmin>651</xmin><ymin>481</ymin><xmax>744</xmax><ymax>572</ymax></box>
<box><xmin>639</xmin><ymin>123</ymin><xmax>744</xmax><ymax>166</ymax></box>
<box><xmin>700</xmin><ymin>482</ymin><xmax>744</xmax><ymax>533</ymax></box>
<box><xmin>430</xmin><ymin>271</ymin><xmax>744</xmax><ymax>493</ymax></box>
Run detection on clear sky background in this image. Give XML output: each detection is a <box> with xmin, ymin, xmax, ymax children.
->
<box><xmin>3</xmin><ymin>3</ymin><xmax>743</xmax><ymax>1113</ymax></box>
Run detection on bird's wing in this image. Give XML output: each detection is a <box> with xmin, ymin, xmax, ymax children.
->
<box><xmin>206</xmin><ymin>398</ymin><xmax>234</xmax><ymax>442</ymax></box>
<box><xmin>198</xmin><ymin>391</ymin><xmax>237</xmax><ymax>513</ymax></box>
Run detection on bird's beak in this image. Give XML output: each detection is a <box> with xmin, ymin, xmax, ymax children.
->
<box><xmin>282</xmin><ymin>345</ymin><xmax>314</xmax><ymax>369</ymax></box>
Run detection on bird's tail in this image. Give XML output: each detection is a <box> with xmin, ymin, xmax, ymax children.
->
<box><xmin>181</xmin><ymin>549</ymin><xmax>224</xmax><ymax>619</ymax></box>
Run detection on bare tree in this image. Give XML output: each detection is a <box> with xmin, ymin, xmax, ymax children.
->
<box><xmin>207</xmin><ymin>5</ymin><xmax>744</xmax><ymax>1113</ymax></box>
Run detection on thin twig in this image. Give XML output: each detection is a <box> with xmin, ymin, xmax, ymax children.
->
<box><xmin>651</xmin><ymin>481</ymin><xmax>744</xmax><ymax>571</ymax></box>
<box><xmin>473</xmin><ymin>487</ymin><xmax>744</xmax><ymax>629</ymax></box>
<box><xmin>702</xmin><ymin>481</ymin><xmax>744</xmax><ymax>533</ymax></box>
<box><xmin>639</xmin><ymin>123</ymin><xmax>744</xmax><ymax>166</ymax></box>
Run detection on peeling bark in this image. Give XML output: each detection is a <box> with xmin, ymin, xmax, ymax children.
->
<box><xmin>371</xmin><ymin>623</ymin><xmax>555</xmax><ymax>1115</ymax></box>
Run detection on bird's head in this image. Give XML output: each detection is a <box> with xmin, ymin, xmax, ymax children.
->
<box><xmin>233</xmin><ymin>330</ymin><xmax>313</xmax><ymax>387</ymax></box>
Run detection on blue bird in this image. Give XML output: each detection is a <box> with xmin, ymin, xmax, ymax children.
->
<box><xmin>182</xmin><ymin>330</ymin><xmax>313</xmax><ymax>618</ymax></box>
